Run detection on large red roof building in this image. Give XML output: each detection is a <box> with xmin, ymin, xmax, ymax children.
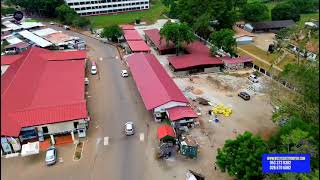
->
<box><xmin>1</xmin><ymin>47</ymin><xmax>88</xmax><ymax>140</ymax></box>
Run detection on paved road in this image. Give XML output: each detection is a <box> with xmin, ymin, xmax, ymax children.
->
<box><xmin>1</xmin><ymin>24</ymin><xmax>151</xmax><ymax>180</ymax></box>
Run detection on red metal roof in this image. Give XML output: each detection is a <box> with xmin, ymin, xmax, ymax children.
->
<box><xmin>120</xmin><ymin>24</ymin><xmax>135</xmax><ymax>30</ymax></box>
<box><xmin>221</xmin><ymin>56</ymin><xmax>252</xmax><ymax>64</ymax></box>
<box><xmin>1</xmin><ymin>47</ymin><xmax>87</xmax><ymax>137</ymax></box>
<box><xmin>42</xmin><ymin>50</ymin><xmax>87</xmax><ymax>61</ymax></box>
<box><xmin>168</xmin><ymin>41</ymin><xmax>223</xmax><ymax>70</ymax></box>
<box><xmin>127</xmin><ymin>41</ymin><xmax>151</xmax><ymax>53</ymax></box>
<box><xmin>157</xmin><ymin>125</ymin><xmax>176</xmax><ymax>141</ymax></box>
<box><xmin>127</xmin><ymin>53</ymin><xmax>188</xmax><ymax>110</ymax></box>
<box><xmin>124</xmin><ymin>30</ymin><xmax>142</xmax><ymax>41</ymax></box>
<box><xmin>143</xmin><ymin>29</ymin><xmax>175</xmax><ymax>51</ymax></box>
<box><xmin>167</xmin><ymin>106</ymin><xmax>198</xmax><ymax>121</ymax></box>
<box><xmin>1</xmin><ymin>54</ymin><xmax>24</xmax><ymax>65</ymax></box>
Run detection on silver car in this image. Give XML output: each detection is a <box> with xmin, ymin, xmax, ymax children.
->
<box><xmin>45</xmin><ymin>146</ymin><xmax>57</xmax><ymax>166</ymax></box>
<box><xmin>125</xmin><ymin>122</ymin><xmax>134</xmax><ymax>136</ymax></box>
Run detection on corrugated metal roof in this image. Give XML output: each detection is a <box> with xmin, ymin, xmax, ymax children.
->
<box><xmin>120</xmin><ymin>24</ymin><xmax>135</xmax><ymax>30</ymax></box>
<box><xmin>32</xmin><ymin>28</ymin><xmax>58</xmax><ymax>37</ymax></box>
<box><xmin>1</xmin><ymin>54</ymin><xmax>24</xmax><ymax>65</ymax></box>
<box><xmin>2</xmin><ymin>21</ymin><xmax>22</xmax><ymax>30</ymax></box>
<box><xmin>157</xmin><ymin>125</ymin><xmax>176</xmax><ymax>141</ymax></box>
<box><xmin>124</xmin><ymin>30</ymin><xmax>142</xmax><ymax>41</ymax></box>
<box><xmin>167</xmin><ymin>106</ymin><xmax>198</xmax><ymax>121</ymax></box>
<box><xmin>127</xmin><ymin>41</ymin><xmax>150</xmax><ymax>52</ymax></box>
<box><xmin>168</xmin><ymin>41</ymin><xmax>223</xmax><ymax>70</ymax></box>
<box><xmin>144</xmin><ymin>29</ymin><xmax>175</xmax><ymax>51</ymax></box>
<box><xmin>5</xmin><ymin>35</ymin><xmax>23</xmax><ymax>45</ymax></box>
<box><xmin>1</xmin><ymin>47</ymin><xmax>87</xmax><ymax>137</ymax></box>
<box><xmin>19</xmin><ymin>22</ymin><xmax>44</xmax><ymax>29</ymax></box>
<box><xmin>127</xmin><ymin>53</ymin><xmax>188</xmax><ymax>110</ymax></box>
<box><xmin>18</xmin><ymin>30</ymin><xmax>52</xmax><ymax>47</ymax></box>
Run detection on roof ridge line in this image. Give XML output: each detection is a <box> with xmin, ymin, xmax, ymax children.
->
<box><xmin>1</xmin><ymin>48</ymin><xmax>34</xmax><ymax>97</ymax></box>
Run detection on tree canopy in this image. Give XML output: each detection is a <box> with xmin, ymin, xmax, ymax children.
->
<box><xmin>288</xmin><ymin>0</ymin><xmax>319</xmax><ymax>14</ymax></box>
<box><xmin>271</xmin><ymin>3</ymin><xmax>301</xmax><ymax>22</ymax></box>
<box><xmin>160</xmin><ymin>22</ymin><xmax>195</xmax><ymax>55</ymax></box>
<box><xmin>216</xmin><ymin>131</ymin><xmax>268</xmax><ymax>180</ymax></box>
<box><xmin>101</xmin><ymin>25</ymin><xmax>123</xmax><ymax>42</ymax></box>
<box><xmin>210</xmin><ymin>29</ymin><xmax>236</xmax><ymax>56</ymax></box>
<box><xmin>241</xmin><ymin>2</ymin><xmax>269</xmax><ymax>22</ymax></box>
<box><xmin>8</xmin><ymin>0</ymin><xmax>64</xmax><ymax>17</ymax></box>
<box><xmin>56</xmin><ymin>4</ymin><xmax>90</xmax><ymax>28</ymax></box>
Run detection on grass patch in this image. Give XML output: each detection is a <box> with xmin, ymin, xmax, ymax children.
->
<box><xmin>73</xmin><ymin>142</ymin><xmax>83</xmax><ymax>161</ymax></box>
<box><xmin>24</xmin><ymin>18</ymin><xmax>39</xmax><ymax>22</ymax></box>
<box><xmin>87</xmin><ymin>0</ymin><xmax>167</xmax><ymax>28</ymax></box>
<box><xmin>276</xmin><ymin>54</ymin><xmax>297</xmax><ymax>69</ymax></box>
<box><xmin>238</xmin><ymin>45</ymin><xmax>279</xmax><ymax>64</ymax></box>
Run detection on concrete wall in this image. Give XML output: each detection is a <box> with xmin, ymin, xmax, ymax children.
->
<box><xmin>224</xmin><ymin>63</ymin><xmax>244</xmax><ymax>71</ymax></box>
<box><xmin>174</xmin><ymin>70</ymin><xmax>188</xmax><ymax>76</ymax></box>
<box><xmin>204</xmin><ymin>67</ymin><xmax>220</xmax><ymax>73</ymax></box>
<box><xmin>154</xmin><ymin>101</ymin><xmax>187</xmax><ymax>113</ymax></box>
<box><xmin>34</xmin><ymin>119</ymin><xmax>87</xmax><ymax>135</ymax></box>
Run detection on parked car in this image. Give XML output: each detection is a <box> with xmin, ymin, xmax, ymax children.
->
<box><xmin>49</xmin><ymin>22</ymin><xmax>55</xmax><ymax>25</ymax></box>
<box><xmin>85</xmin><ymin>77</ymin><xmax>89</xmax><ymax>85</ymax></box>
<box><xmin>238</xmin><ymin>92</ymin><xmax>250</xmax><ymax>101</ymax></box>
<box><xmin>121</xmin><ymin>70</ymin><xmax>129</xmax><ymax>77</ymax></box>
<box><xmin>248</xmin><ymin>74</ymin><xmax>258</xmax><ymax>83</ymax></box>
<box><xmin>63</xmin><ymin>25</ymin><xmax>70</xmax><ymax>30</ymax></box>
<box><xmin>45</xmin><ymin>146</ymin><xmax>57</xmax><ymax>166</ymax></box>
<box><xmin>91</xmin><ymin>62</ymin><xmax>97</xmax><ymax>75</ymax></box>
<box><xmin>125</xmin><ymin>122</ymin><xmax>134</xmax><ymax>136</ymax></box>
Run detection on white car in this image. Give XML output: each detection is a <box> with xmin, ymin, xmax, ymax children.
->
<box><xmin>45</xmin><ymin>146</ymin><xmax>57</xmax><ymax>166</ymax></box>
<box><xmin>91</xmin><ymin>62</ymin><xmax>97</xmax><ymax>75</ymax></box>
<box><xmin>121</xmin><ymin>70</ymin><xmax>129</xmax><ymax>77</ymax></box>
<box><xmin>248</xmin><ymin>74</ymin><xmax>258</xmax><ymax>83</ymax></box>
<box><xmin>125</xmin><ymin>122</ymin><xmax>134</xmax><ymax>136</ymax></box>
<box><xmin>49</xmin><ymin>22</ymin><xmax>55</xmax><ymax>25</ymax></box>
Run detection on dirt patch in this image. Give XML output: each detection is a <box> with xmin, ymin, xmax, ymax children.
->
<box><xmin>206</xmin><ymin>76</ymin><xmax>234</xmax><ymax>92</ymax></box>
<box><xmin>192</xmin><ymin>88</ymin><xmax>203</xmax><ymax>95</ymax></box>
<box><xmin>73</xmin><ymin>142</ymin><xmax>84</xmax><ymax>161</ymax></box>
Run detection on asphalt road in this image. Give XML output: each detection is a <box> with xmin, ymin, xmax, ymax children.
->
<box><xmin>1</xmin><ymin>24</ymin><xmax>152</xmax><ymax>180</ymax></box>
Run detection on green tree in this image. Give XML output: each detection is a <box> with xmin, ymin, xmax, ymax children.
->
<box><xmin>73</xmin><ymin>17</ymin><xmax>91</xmax><ymax>28</ymax></box>
<box><xmin>280</xmin><ymin>63</ymin><xmax>319</xmax><ymax>122</ymax></box>
<box><xmin>1</xmin><ymin>6</ymin><xmax>16</xmax><ymax>15</ymax></box>
<box><xmin>8</xmin><ymin>0</ymin><xmax>64</xmax><ymax>17</ymax></box>
<box><xmin>101</xmin><ymin>25</ymin><xmax>123</xmax><ymax>42</ymax></box>
<box><xmin>193</xmin><ymin>14</ymin><xmax>212</xmax><ymax>40</ymax></box>
<box><xmin>271</xmin><ymin>3</ymin><xmax>301</xmax><ymax>22</ymax></box>
<box><xmin>288</xmin><ymin>0</ymin><xmax>319</xmax><ymax>14</ymax></box>
<box><xmin>210</xmin><ymin>29</ymin><xmax>236</xmax><ymax>56</ymax></box>
<box><xmin>216</xmin><ymin>131</ymin><xmax>268</xmax><ymax>180</ymax></box>
<box><xmin>241</xmin><ymin>2</ymin><xmax>269</xmax><ymax>22</ymax></box>
<box><xmin>56</xmin><ymin>4</ymin><xmax>77</xmax><ymax>25</ymax></box>
<box><xmin>160</xmin><ymin>22</ymin><xmax>195</xmax><ymax>55</ymax></box>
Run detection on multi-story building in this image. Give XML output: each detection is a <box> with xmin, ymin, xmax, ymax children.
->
<box><xmin>65</xmin><ymin>0</ymin><xmax>150</xmax><ymax>16</ymax></box>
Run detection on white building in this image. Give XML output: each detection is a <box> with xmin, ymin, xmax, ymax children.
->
<box><xmin>65</xmin><ymin>0</ymin><xmax>150</xmax><ymax>16</ymax></box>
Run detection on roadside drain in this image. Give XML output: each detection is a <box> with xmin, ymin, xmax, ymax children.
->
<box><xmin>73</xmin><ymin>142</ymin><xmax>84</xmax><ymax>161</ymax></box>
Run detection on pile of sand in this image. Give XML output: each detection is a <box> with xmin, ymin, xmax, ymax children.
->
<box><xmin>192</xmin><ymin>88</ymin><xmax>203</xmax><ymax>95</ymax></box>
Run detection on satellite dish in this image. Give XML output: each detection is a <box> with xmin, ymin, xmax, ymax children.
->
<box><xmin>13</xmin><ymin>11</ymin><xmax>24</xmax><ymax>22</ymax></box>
